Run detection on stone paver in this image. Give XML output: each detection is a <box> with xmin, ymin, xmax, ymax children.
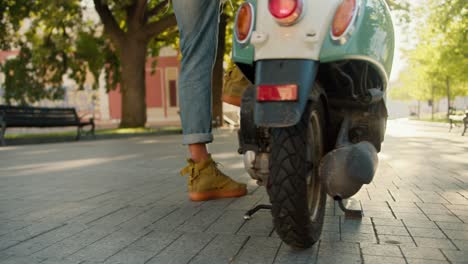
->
<box><xmin>0</xmin><ymin>120</ymin><xmax>467</xmax><ymax>263</ymax></box>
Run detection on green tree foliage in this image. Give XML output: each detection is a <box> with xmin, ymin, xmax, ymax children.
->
<box><xmin>1</xmin><ymin>0</ymin><xmax>177</xmax><ymax>127</ymax></box>
<box><xmin>390</xmin><ymin>0</ymin><xmax>467</xmax><ymax>115</ymax></box>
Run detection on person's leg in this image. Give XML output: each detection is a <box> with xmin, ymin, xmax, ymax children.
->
<box><xmin>189</xmin><ymin>143</ymin><xmax>209</xmax><ymax>163</ymax></box>
<box><xmin>173</xmin><ymin>0</ymin><xmax>247</xmax><ymax>201</ymax></box>
<box><xmin>173</xmin><ymin>0</ymin><xmax>218</xmax><ymax>147</ymax></box>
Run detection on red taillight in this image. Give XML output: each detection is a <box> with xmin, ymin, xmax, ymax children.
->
<box><xmin>331</xmin><ymin>0</ymin><xmax>358</xmax><ymax>39</ymax></box>
<box><xmin>268</xmin><ymin>0</ymin><xmax>303</xmax><ymax>26</ymax></box>
<box><xmin>235</xmin><ymin>3</ymin><xmax>254</xmax><ymax>43</ymax></box>
<box><xmin>257</xmin><ymin>84</ymin><xmax>298</xmax><ymax>101</ymax></box>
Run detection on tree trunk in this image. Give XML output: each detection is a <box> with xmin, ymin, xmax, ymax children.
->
<box><xmin>119</xmin><ymin>38</ymin><xmax>147</xmax><ymax>128</ymax></box>
<box><xmin>212</xmin><ymin>13</ymin><xmax>227</xmax><ymax>128</ymax></box>
<box><xmin>446</xmin><ymin>77</ymin><xmax>451</xmax><ymax>119</ymax></box>
<box><xmin>431</xmin><ymin>85</ymin><xmax>435</xmax><ymax>121</ymax></box>
<box><xmin>417</xmin><ymin>100</ymin><xmax>421</xmax><ymax>119</ymax></box>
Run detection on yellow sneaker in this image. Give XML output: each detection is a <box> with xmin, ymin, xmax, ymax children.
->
<box><xmin>180</xmin><ymin>155</ymin><xmax>247</xmax><ymax>201</ymax></box>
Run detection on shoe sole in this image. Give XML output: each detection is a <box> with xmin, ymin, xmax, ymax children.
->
<box><xmin>189</xmin><ymin>188</ymin><xmax>247</xmax><ymax>202</ymax></box>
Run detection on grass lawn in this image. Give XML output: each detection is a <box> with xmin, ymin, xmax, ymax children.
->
<box><xmin>410</xmin><ymin>112</ymin><xmax>464</xmax><ymax>124</ymax></box>
<box><xmin>5</xmin><ymin>127</ymin><xmax>182</xmax><ymax>139</ymax></box>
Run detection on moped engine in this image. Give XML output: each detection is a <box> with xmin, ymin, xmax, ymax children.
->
<box><xmin>238</xmin><ymin>85</ymin><xmax>271</xmax><ymax>186</ymax></box>
<box><xmin>243</xmin><ymin>151</ymin><xmax>269</xmax><ymax>186</ymax></box>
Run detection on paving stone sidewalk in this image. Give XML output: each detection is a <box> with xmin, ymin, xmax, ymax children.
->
<box><xmin>0</xmin><ymin>120</ymin><xmax>467</xmax><ymax>264</ymax></box>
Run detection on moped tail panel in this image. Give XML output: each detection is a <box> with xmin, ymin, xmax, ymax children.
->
<box><xmin>254</xmin><ymin>59</ymin><xmax>319</xmax><ymax>127</ymax></box>
<box><xmin>320</xmin><ymin>0</ymin><xmax>395</xmax><ymax>87</ymax></box>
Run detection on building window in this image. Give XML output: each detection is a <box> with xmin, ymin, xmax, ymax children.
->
<box><xmin>169</xmin><ymin>80</ymin><xmax>177</xmax><ymax>107</ymax></box>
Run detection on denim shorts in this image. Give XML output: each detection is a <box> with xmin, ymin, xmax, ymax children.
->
<box><xmin>173</xmin><ymin>0</ymin><xmax>222</xmax><ymax>145</ymax></box>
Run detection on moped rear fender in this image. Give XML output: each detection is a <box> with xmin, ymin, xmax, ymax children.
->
<box><xmin>254</xmin><ymin>59</ymin><xmax>319</xmax><ymax>127</ymax></box>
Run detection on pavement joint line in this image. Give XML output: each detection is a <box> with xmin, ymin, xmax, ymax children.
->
<box><xmin>0</xmin><ymin>221</ymin><xmax>37</xmax><ymax>239</ymax></box>
<box><xmin>363</xmin><ymin>188</ymin><xmax>372</xmax><ymax>200</ymax></box>
<box><xmin>271</xmin><ymin>239</ymin><xmax>283</xmax><ymax>264</ymax></box>
<box><xmin>433</xmin><ymin>221</ymin><xmax>461</xmax><ymax>251</ymax></box>
<box><xmin>407</xmin><ymin>190</ymin><xmax>424</xmax><ymax>203</ymax></box>
<box><xmin>455</xmin><ymin>191</ymin><xmax>468</xmax><ymax>201</ymax></box>
<box><xmin>438</xmin><ymin>248</ymin><xmax>453</xmax><ymax>264</ymax></box>
<box><xmin>414</xmin><ymin>202</ymin><xmax>460</xmax><ymax>250</ymax></box>
<box><xmin>442</xmin><ymin>203</ymin><xmax>466</xmax><ymax>224</ymax></box>
<box><xmin>391</xmin><ymin>181</ymin><xmax>401</xmax><ymax>190</ymax></box>
<box><xmin>412</xmin><ymin>189</ymin><xmax>450</xmax><ymax>204</ymax></box>
<box><xmin>386</xmin><ymin>162</ymin><xmax>403</xmax><ymax>181</ymax></box>
<box><xmin>146</xmin><ymin>207</ymin><xmax>180</xmax><ymax>227</ymax></box>
<box><xmin>37</xmin><ymin>201</ymin><xmax>105</xmax><ymax>223</ymax></box>
<box><xmin>28</xmin><ymin>223</ymin><xmax>92</xmax><ymax>256</ymax></box>
<box><xmin>248</xmin><ymin>185</ymin><xmax>262</xmax><ymax>196</ymax></box>
<box><xmin>84</xmin><ymin>205</ymin><xmax>130</xmax><ymax>226</ymax></box>
<box><xmin>102</xmin><ymin>229</ymin><xmax>154</xmax><ymax>263</ymax></box>
<box><xmin>370</xmin><ymin>217</ymin><xmax>380</xmax><ymax>244</ymax></box>
<box><xmin>313</xmin><ymin>240</ymin><xmax>321</xmax><ymax>263</ymax></box>
<box><xmin>228</xmin><ymin>235</ymin><xmax>251</xmax><ymax>264</ymax></box>
<box><xmin>31</xmin><ymin>224</ymin><xmax>95</xmax><ymax>256</ymax></box>
<box><xmin>1</xmin><ymin>201</ymin><xmax>63</xmax><ymax>222</ymax></box>
<box><xmin>401</xmin><ymin>218</ymin><xmax>418</xmax><ymax>247</ymax></box>
<box><xmin>387</xmin><ymin>189</ymin><xmax>397</xmax><ymax>202</ymax></box>
<box><xmin>201</xmin><ymin>208</ymin><xmax>231</xmax><ymax>233</ymax></box>
<box><xmin>0</xmin><ymin>223</ymin><xmax>67</xmax><ymax>252</ymax></box>
<box><xmin>115</xmin><ymin>202</ymin><xmax>170</xmax><ymax>229</ymax></box>
<box><xmin>268</xmin><ymin>226</ymin><xmax>276</xmax><ymax>237</ymax></box>
<box><xmin>338</xmin><ymin>214</ymin><xmax>342</xmax><ymax>241</ymax></box>
<box><xmin>430</xmin><ymin>164</ymin><xmax>465</xmax><ymax>185</ymax></box>
<box><xmin>234</xmin><ymin>216</ymin><xmax>248</xmax><ymax>235</ymax></box>
<box><xmin>432</xmin><ymin>182</ymin><xmax>447</xmax><ymax>192</ymax></box>
<box><xmin>186</xmin><ymin>233</ymin><xmax>218</xmax><ymax>264</ymax></box>
<box><xmin>143</xmin><ymin>232</ymin><xmax>185</xmax><ymax>264</ymax></box>
<box><xmin>358</xmin><ymin>242</ymin><xmax>365</xmax><ymax>263</ymax></box>
<box><xmin>173</xmin><ymin>208</ymin><xmax>205</xmax><ymax>231</ymax></box>
<box><xmin>64</xmin><ymin>199</ymin><xmax>125</xmax><ymax>222</ymax></box>
<box><xmin>396</xmin><ymin>245</ymin><xmax>409</xmax><ymax>264</ymax></box>
<box><xmin>65</xmin><ymin>226</ymin><xmax>124</xmax><ymax>259</ymax></box>
<box><xmin>386</xmin><ymin>201</ymin><xmax>398</xmax><ymax>219</ymax></box>
<box><xmin>74</xmin><ymin>190</ymin><xmax>114</xmax><ymax>203</ymax></box>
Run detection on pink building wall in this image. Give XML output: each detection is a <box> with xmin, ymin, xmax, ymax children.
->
<box><xmin>108</xmin><ymin>56</ymin><xmax>180</xmax><ymax>120</ymax></box>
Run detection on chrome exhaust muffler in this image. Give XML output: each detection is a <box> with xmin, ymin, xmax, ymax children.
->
<box><xmin>319</xmin><ymin>115</ymin><xmax>378</xmax><ymax>199</ymax></box>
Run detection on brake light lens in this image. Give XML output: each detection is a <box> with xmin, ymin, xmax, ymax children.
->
<box><xmin>268</xmin><ymin>0</ymin><xmax>303</xmax><ymax>26</ymax></box>
<box><xmin>257</xmin><ymin>84</ymin><xmax>298</xmax><ymax>101</ymax></box>
<box><xmin>331</xmin><ymin>0</ymin><xmax>358</xmax><ymax>39</ymax></box>
<box><xmin>235</xmin><ymin>3</ymin><xmax>254</xmax><ymax>43</ymax></box>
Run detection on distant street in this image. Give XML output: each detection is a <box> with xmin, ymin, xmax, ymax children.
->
<box><xmin>0</xmin><ymin>119</ymin><xmax>467</xmax><ymax>264</ymax></box>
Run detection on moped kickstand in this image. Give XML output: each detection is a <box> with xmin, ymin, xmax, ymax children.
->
<box><xmin>336</xmin><ymin>198</ymin><xmax>363</xmax><ymax>219</ymax></box>
<box><xmin>243</xmin><ymin>204</ymin><xmax>272</xmax><ymax>220</ymax></box>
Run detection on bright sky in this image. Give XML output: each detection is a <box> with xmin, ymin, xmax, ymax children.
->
<box><xmin>390</xmin><ymin>21</ymin><xmax>405</xmax><ymax>82</ymax></box>
<box><xmin>390</xmin><ymin>0</ymin><xmax>424</xmax><ymax>83</ymax></box>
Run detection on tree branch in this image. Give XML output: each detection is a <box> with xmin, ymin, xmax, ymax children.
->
<box><xmin>135</xmin><ymin>0</ymin><xmax>148</xmax><ymax>21</ymax></box>
<box><xmin>93</xmin><ymin>0</ymin><xmax>125</xmax><ymax>46</ymax></box>
<box><xmin>127</xmin><ymin>0</ymin><xmax>147</xmax><ymax>30</ymax></box>
<box><xmin>142</xmin><ymin>14</ymin><xmax>177</xmax><ymax>40</ymax></box>
<box><xmin>146</xmin><ymin>0</ymin><xmax>170</xmax><ymax>19</ymax></box>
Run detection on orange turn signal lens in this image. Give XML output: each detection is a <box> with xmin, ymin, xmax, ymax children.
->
<box><xmin>257</xmin><ymin>84</ymin><xmax>298</xmax><ymax>102</ymax></box>
<box><xmin>235</xmin><ymin>3</ymin><xmax>254</xmax><ymax>43</ymax></box>
<box><xmin>331</xmin><ymin>0</ymin><xmax>357</xmax><ymax>39</ymax></box>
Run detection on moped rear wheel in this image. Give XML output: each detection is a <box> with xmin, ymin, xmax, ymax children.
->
<box><xmin>267</xmin><ymin>100</ymin><xmax>327</xmax><ymax>248</ymax></box>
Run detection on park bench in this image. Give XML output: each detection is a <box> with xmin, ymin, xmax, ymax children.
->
<box><xmin>0</xmin><ymin>105</ymin><xmax>95</xmax><ymax>146</ymax></box>
<box><xmin>448</xmin><ymin>110</ymin><xmax>467</xmax><ymax>136</ymax></box>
